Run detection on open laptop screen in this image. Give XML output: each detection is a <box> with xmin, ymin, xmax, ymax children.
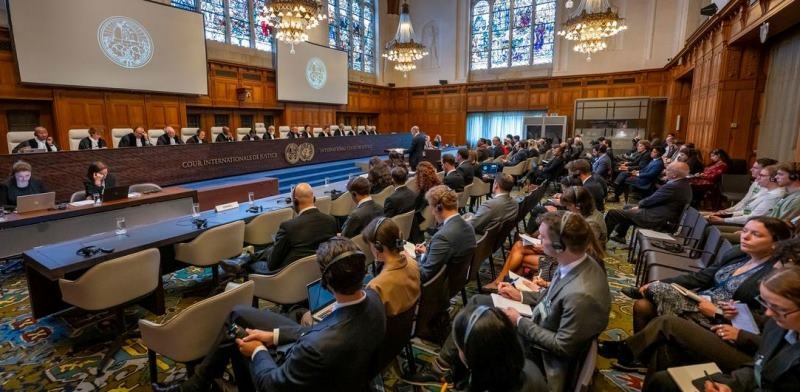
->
<box><xmin>306</xmin><ymin>272</ymin><xmax>376</xmax><ymax>314</ymax></box>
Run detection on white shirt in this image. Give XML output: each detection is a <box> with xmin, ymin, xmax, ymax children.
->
<box><xmin>724</xmin><ymin>186</ymin><xmax>786</xmax><ymax>224</ymax></box>
<box><xmin>91</xmin><ymin>138</ymin><xmax>99</xmax><ymax>149</ymax></box>
<box><xmin>356</xmin><ymin>196</ymin><xmax>373</xmax><ymax>207</ymax></box>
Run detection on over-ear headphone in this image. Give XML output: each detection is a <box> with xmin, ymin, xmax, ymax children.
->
<box><xmin>462</xmin><ymin>305</ymin><xmax>492</xmax><ymax>351</ymax></box>
<box><xmin>551</xmin><ymin>212</ymin><xmax>571</xmax><ymax>252</ymax></box>
<box><xmin>436</xmin><ymin>203</ymin><xmax>443</xmax><ymax>212</ymax></box>
<box><xmin>789</xmin><ymin>162</ymin><xmax>800</xmax><ymax>181</ymax></box>
<box><xmin>320</xmin><ymin>249</ymin><xmax>366</xmax><ymax>290</ymax></box>
<box><xmin>371</xmin><ymin>217</ymin><xmax>405</xmax><ymax>253</ymax></box>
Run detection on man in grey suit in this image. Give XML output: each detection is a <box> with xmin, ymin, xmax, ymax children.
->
<box><xmin>341</xmin><ymin>177</ymin><xmax>384</xmax><ymax>238</ymax></box>
<box><xmin>605</xmin><ymin>161</ymin><xmax>692</xmax><ymax>243</ymax></box>
<box><xmin>414</xmin><ymin>185</ymin><xmax>476</xmax><ymax>282</ymax></box>
<box><xmin>383</xmin><ymin>167</ymin><xmax>417</xmax><ymax>217</ymax></box>
<box><xmin>467</xmin><ymin>173</ymin><xmax>518</xmax><ymax>235</ymax></box>
<box><xmin>406</xmin><ymin>211</ymin><xmax>611</xmax><ymax>391</ymax></box>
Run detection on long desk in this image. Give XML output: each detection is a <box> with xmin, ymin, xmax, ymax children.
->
<box><xmin>22</xmin><ymin>180</ymin><xmax>350</xmax><ymax>319</ymax></box>
<box><xmin>1</xmin><ymin>187</ymin><xmax>197</xmax><ymax>260</ymax></box>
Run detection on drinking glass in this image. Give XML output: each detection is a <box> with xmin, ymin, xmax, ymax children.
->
<box><xmin>192</xmin><ymin>203</ymin><xmax>201</xmax><ymax>217</ymax></box>
<box><xmin>324</xmin><ymin>177</ymin><xmax>330</xmax><ymax>187</ymax></box>
<box><xmin>115</xmin><ymin>216</ymin><xmax>127</xmax><ymax>235</ymax></box>
<box><xmin>248</xmin><ymin>192</ymin><xmax>255</xmax><ymax>205</ymax></box>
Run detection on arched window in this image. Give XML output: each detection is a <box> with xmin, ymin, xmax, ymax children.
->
<box><xmin>171</xmin><ymin>0</ymin><xmax>273</xmax><ymax>52</ymax></box>
<box><xmin>327</xmin><ymin>0</ymin><xmax>376</xmax><ymax>73</ymax></box>
<box><xmin>470</xmin><ymin>0</ymin><xmax>555</xmax><ymax>70</ymax></box>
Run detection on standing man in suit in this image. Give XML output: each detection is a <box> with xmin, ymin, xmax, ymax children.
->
<box><xmin>605</xmin><ymin>161</ymin><xmax>692</xmax><ymax>243</ymax></box>
<box><xmin>383</xmin><ymin>167</ymin><xmax>417</xmax><ymax>217</ymax></box>
<box><xmin>216</xmin><ymin>126</ymin><xmax>235</xmax><ymax>142</ymax></box>
<box><xmin>408</xmin><ymin>125</ymin><xmax>426</xmax><ymax>171</ymax></box>
<box><xmin>237</xmin><ymin>183</ymin><xmax>338</xmax><ymax>274</ymax></box>
<box><xmin>78</xmin><ymin>127</ymin><xmax>107</xmax><ymax>150</ymax></box>
<box><xmin>467</xmin><ymin>173</ymin><xmax>518</xmax><ymax>235</ymax></box>
<box><xmin>414</xmin><ymin>185</ymin><xmax>476</xmax><ymax>282</ymax></box>
<box><xmin>182</xmin><ymin>237</ymin><xmax>386</xmax><ymax>392</ymax></box>
<box><xmin>118</xmin><ymin>126</ymin><xmax>150</xmax><ymax>147</ymax></box>
<box><xmin>186</xmin><ymin>129</ymin><xmax>206</xmax><ymax>144</ymax></box>
<box><xmin>156</xmin><ymin>126</ymin><xmax>183</xmax><ymax>145</ymax></box>
<box><xmin>406</xmin><ymin>212</ymin><xmax>611</xmax><ymax>391</ymax></box>
<box><xmin>442</xmin><ymin>154</ymin><xmax>465</xmax><ymax>192</ymax></box>
<box><xmin>341</xmin><ymin>177</ymin><xmax>384</xmax><ymax>238</ymax></box>
<box><xmin>455</xmin><ymin>148</ymin><xmax>475</xmax><ymax>185</ymax></box>
<box><xmin>13</xmin><ymin>126</ymin><xmax>58</xmax><ymax>152</ymax></box>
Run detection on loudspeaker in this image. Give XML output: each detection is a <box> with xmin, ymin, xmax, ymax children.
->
<box><xmin>388</xmin><ymin>82</ymin><xmax>396</xmax><ymax>88</ymax></box>
<box><xmin>700</xmin><ymin>3</ymin><xmax>718</xmax><ymax>16</ymax></box>
<box><xmin>439</xmin><ymin>79</ymin><xmax>448</xmax><ymax>85</ymax></box>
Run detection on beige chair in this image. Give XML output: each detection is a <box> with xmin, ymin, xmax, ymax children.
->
<box><xmin>456</xmin><ymin>190</ymin><xmax>469</xmax><ymax>211</ymax></box>
<box><xmin>244</xmin><ymin>208</ymin><xmax>294</xmax><ymax>247</ymax></box>
<box><xmin>356</xmin><ymin>125</ymin><xmax>366</xmax><ymax>134</ymax></box>
<box><xmin>70</xmin><ymin>191</ymin><xmax>87</xmax><ymax>202</ymax></box>
<box><xmin>313</xmin><ymin>127</ymin><xmax>323</xmax><ymax>137</ymax></box>
<box><xmin>138</xmin><ymin>280</ymin><xmax>254</xmax><ymax>389</ymax></box>
<box><xmin>468</xmin><ymin>179</ymin><xmax>491</xmax><ymax>208</ymax></box>
<box><xmin>148</xmin><ymin>129</ymin><xmax>164</xmax><ymax>146</ymax></box>
<box><xmin>502</xmin><ymin>159</ymin><xmax>529</xmax><ymax>177</ymax></box>
<box><xmin>249</xmin><ymin>254</ymin><xmax>320</xmax><ymax>307</ymax></box>
<box><xmin>419</xmin><ymin>204</ymin><xmax>436</xmax><ymax>232</ymax></box>
<box><xmin>344</xmin><ymin>125</ymin><xmax>354</xmax><ymax>135</ymax></box>
<box><xmin>255</xmin><ymin>125</ymin><xmax>267</xmax><ymax>139</ymax></box>
<box><xmin>236</xmin><ymin>127</ymin><xmax>252</xmax><ymax>141</ymax></box>
<box><xmin>574</xmin><ymin>340</ymin><xmax>598</xmax><ymax>392</ymax></box>
<box><xmin>405</xmin><ymin>177</ymin><xmax>418</xmax><ymax>193</ymax></box>
<box><xmin>111</xmin><ymin>128</ymin><xmax>133</xmax><ymax>148</ymax></box>
<box><xmin>59</xmin><ymin>248</ymin><xmax>161</xmax><ymax>374</ymax></box>
<box><xmin>129</xmin><ymin>183</ymin><xmax>163</xmax><ymax>194</ymax></box>
<box><xmin>350</xmin><ymin>234</ymin><xmax>376</xmax><ymax>273</ymax></box>
<box><xmin>329</xmin><ymin>193</ymin><xmax>356</xmax><ymax>219</ymax></box>
<box><xmin>174</xmin><ymin>220</ymin><xmax>245</xmax><ymax>286</ymax></box>
<box><xmin>330</xmin><ymin>125</ymin><xmax>340</xmax><ymax>135</ymax></box>
<box><xmin>209</xmin><ymin>126</ymin><xmax>224</xmax><ymax>142</ymax></box>
<box><xmin>390</xmin><ymin>210</ymin><xmax>415</xmax><ymax>241</ymax></box>
<box><xmin>6</xmin><ymin>131</ymin><xmax>30</xmax><ymax>152</ymax></box>
<box><xmin>180</xmin><ymin>127</ymin><xmax>199</xmax><ymax>143</ymax></box>
<box><xmin>370</xmin><ymin>185</ymin><xmax>394</xmax><ymax>208</ymax></box>
<box><xmin>278</xmin><ymin>126</ymin><xmax>290</xmax><ymax>138</ymax></box>
<box><xmin>68</xmin><ymin>128</ymin><xmax>90</xmax><ymax>150</ymax></box>
<box><xmin>436</xmin><ymin>171</ymin><xmax>445</xmax><ymax>182</ymax></box>
<box><xmin>315</xmin><ymin>195</ymin><xmax>332</xmax><ymax>215</ymax></box>
<box><xmin>356</xmin><ymin>162</ymin><xmax>370</xmax><ymax>173</ymax></box>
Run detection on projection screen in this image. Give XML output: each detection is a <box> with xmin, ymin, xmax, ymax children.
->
<box><xmin>276</xmin><ymin>42</ymin><xmax>348</xmax><ymax>105</ymax></box>
<box><xmin>8</xmin><ymin>0</ymin><xmax>208</xmax><ymax>95</ymax></box>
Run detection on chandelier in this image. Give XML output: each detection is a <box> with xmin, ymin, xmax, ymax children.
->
<box><xmin>382</xmin><ymin>2</ymin><xmax>428</xmax><ymax>77</ymax></box>
<box><xmin>258</xmin><ymin>0</ymin><xmax>326</xmax><ymax>54</ymax></box>
<box><xmin>557</xmin><ymin>0</ymin><xmax>627</xmax><ymax>61</ymax></box>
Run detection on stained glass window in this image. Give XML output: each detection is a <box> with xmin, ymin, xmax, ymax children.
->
<box><xmin>328</xmin><ymin>0</ymin><xmax>377</xmax><ymax>73</ymax></box>
<box><xmin>470</xmin><ymin>0</ymin><xmax>555</xmax><ymax>70</ymax></box>
<box><xmin>171</xmin><ymin>0</ymin><xmax>273</xmax><ymax>52</ymax></box>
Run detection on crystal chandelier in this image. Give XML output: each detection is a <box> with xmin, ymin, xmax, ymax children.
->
<box><xmin>382</xmin><ymin>1</ymin><xmax>428</xmax><ymax>77</ymax></box>
<box><xmin>258</xmin><ymin>0</ymin><xmax>326</xmax><ymax>54</ymax></box>
<box><xmin>557</xmin><ymin>0</ymin><xmax>627</xmax><ymax>61</ymax></box>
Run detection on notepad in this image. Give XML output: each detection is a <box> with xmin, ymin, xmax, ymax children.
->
<box><xmin>731</xmin><ymin>303</ymin><xmax>759</xmax><ymax>335</ymax></box>
<box><xmin>491</xmin><ymin>293</ymin><xmax>533</xmax><ymax>317</ymax></box>
<box><xmin>508</xmin><ymin>271</ymin><xmax>536</xmax><ymax>292</ymax></box>
<box><xmin>670</xmin><ymin>283</ymin><xmax>723</xmax><ymax>316</ymax></box>
<box><xmin>666</xmin><ymin>362</ymin><xmax>721</xmax><ymax>392</ymax></box>
<box><xmin>69</xmin><ymin>199</ymin><xmax>95</xmax><ymax>207</ymax></box>
<box><xmin>403</xmin><ymin>242</ymin><xmax>417</xmax><ymax>257</ymax></box>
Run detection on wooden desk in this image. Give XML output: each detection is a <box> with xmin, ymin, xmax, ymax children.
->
<box><xmin>0</xmin><ymin>187</ymin><xmax>196</xmax><ymax>259</ymax></box>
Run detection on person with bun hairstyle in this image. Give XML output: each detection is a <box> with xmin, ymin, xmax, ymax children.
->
<box><xmin>362</xmin><ymin>217</ymin><xmax>420</xmax><ymax>317</ymax></box>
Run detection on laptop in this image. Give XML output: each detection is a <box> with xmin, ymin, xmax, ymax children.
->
<box><xmin>102</xmin><ymin>186</ymin><xmax>130</xmax><ymax>202</ymax></box>
<box><xmin>480</xmin><ymin>163</ymin><xmax>500</xmax><ymax>179</ymax></box>
<box><xmin>16</xmin><ymin>191</ymin><xmax>56</xmax><ymax>213</ymax></box>
<box><xmin>307</xmin><ymin>273</ymin><xmax>375</xmax><ymax>322</ymax></box>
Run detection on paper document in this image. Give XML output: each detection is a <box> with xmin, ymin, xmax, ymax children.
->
<box><xmin>491</xmin><ymin>293</ymin><xmax>533</xmax><ymax>317</ymax></box>
<box><xmin>638</xmin><ymin>229</ymin><xmax>675</xmax><ymax>241</ymax></box>
<box><xmin>508</xmin><ymin>271</ymin><xmax>536</xmax><ymax>292</ymax></box>
<box><xmin>403</xmin><ymin>242</ymin><xmax>417</xmax><ymax>257</ymax></box>
<box><xmin>666</xmin><ymin>362</ymin><xmax>721</xmax><ymax>392</ymax></box>
<box><xmin>731</xmin><ymin>303</ymin><xmax>760</xmax><ymax>335</ymax></box>
<box><xmin>519</xmin><ymin>233</ymin><xmax>541</xmax><ymax>246</ymax></box>
<box><xmin>670</xmin><ymin>284</ymin><xmax>723</xmax><ymax>316</ymax></box>
<box><xmin>69</xmin><ymin>200</ymin><xmax>95</xmax><ymax>207</ymax></box>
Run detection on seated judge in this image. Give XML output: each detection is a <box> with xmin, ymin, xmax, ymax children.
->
<box><xmin>186</xmin><ymin>129</ymin><xmax>206</xmax><ymax>144</ymax></box>
<box><xmin>300</xmin><ymin>125</ymin><xmax>313</xmax><ymax>138</ymax></box>
<box><xmin>286</xmin><ymin>126</ymin><xmax>301</xmax><ymax>139</ymax></box>
<box><xmin>83</xmin><ymin>161</ymin><xmax>117</xmax><ymax>199</ymax></box>
<box><xmin>383</xmin><ymin>167</ymin><xmax>417</xmax><ymax>218</ymax></box>
<box><xmin>5</xmin><ymin>161</ymin><xmax>48</xmax><ymax>206</ymax></box>
<box><xmin>334</xmin><ymin>123</ymin><xmax>345</xmax><ymax>136</ymax></box>
<box><xmin>156</xmin><ymin>126</ymin><xmax>183</xmax><ymax>145</ymax></box>
<box><xmin>317</xmin><ymin>125</ymin><xmax>332</xmax><ymax>138</ymax></box>
<box><xmin>216</xmin><ymin>126</ymin><xmax>235</xmax><ymax>142</ymax></box>
<box><xmin>263</xmin><ymin>125</ymin><xmax>276</xmax><ymax>140</ymax></box>
<box><xmin>358</xmin><ymin>126</ymin><xmax>368</xmax><ymax>136</ymax></box>
<box><xmin>241</xmin><ymin>129</ymin><xmax>261</xmax><ymax>141</ymax></box>
<box><xmin>78</xmin><ymin>127</ymin><xmax>108</xmax><ymax>150</ymax></box>
<box><xmin>118</xmin><ymin>126</ymin><xmax>151</xmax><ymax>147</ymax></box>
<box><xmin>181</xmin><ymin>237</ymin><xmax>386</xmax><ymax>392</ymax></box>
<box><xmin>12</xmin><ymin>126</ymin><xmax>58</xmax><ymax>152</ymax></box>
<box><xmin>368</xmin><ymin>125</ymin><xmax>378</xmax><ymax>135</ymax></box>
<box><xmin>341</xmin><ymin>177</ymin><xmax>384</xmax><ymax>238</ymax></box>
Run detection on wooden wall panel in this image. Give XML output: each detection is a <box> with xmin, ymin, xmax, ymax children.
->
<box><xmin>106</xmin><ymin>94</ymin><xmax>147</xmax><ymax>129</ymax></box>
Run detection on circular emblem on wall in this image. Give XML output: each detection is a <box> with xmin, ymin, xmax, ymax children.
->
<box><xmin>305</xmin><ymin>57</ymin><xmax>327</xmax><ymax>90</ymax></box>
<box><xmin>298</xmin><ymin>142</ymin><xmax>315</xmax><ymax>162</ymax></box>
<box><xmin>285</xmin><ymin>143</ymin><xmax>300</xmax><ymax>164</ymax></box>
<box><xmin>97</xmin><ymin>16</ymin><xmax>154</xmax><ymax>69</ymax></box>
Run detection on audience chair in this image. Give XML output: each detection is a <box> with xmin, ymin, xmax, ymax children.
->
<box><xmin>6</xmin><ymin>131</ymin><xmax>30</xmax><ymax>152</ymax></box>
<box><xmin>174</xmin><ymin>220</ymin><xmax>245</xmax><ymax>288</ymax></box>
<box><xmin>138</xmin><ymin>280</ymin><xmax>254</xmax><ymax>389</ymax></box>
<box><xmin>370</xmin><ymin>185</ymin><xmax>394</xmax><ymax>208</ymax></box>
<box><xmin>720</xmin><ymin>174</ymin><xmax>752</xmax><ymax>206</ymax></box>
<box><xmin>436</xmin><ymin>171</ymin><xmax>444</xmax><ymax>182</ymax></box>
<box><xmin>390</xmin><ymin>210</ymin><xmax>415</xmax><ymax>241</ymax></box>
<box><xmin>405</xmin><ymin>177</ymin><xmax>418</xmax><ymax>193</ymax></box>
<box><xmin>235</xmin><ymin>127</ymin><xmax>252</xmax><ymax>141</ymax></box>
<box><xmin>111</xmin><ymin>128</ymin><xmax>133</xmax><ymax>148</ymax></box>
<box><xmin>243</xmin><ymin>208</ymin><xmax>293</xmax><ymax>247</ymax></box>
<box><xmin>468</xmin><ymin>226</ymin><xmax>497</xmax><ymax>293</ymax></box>
<box><xmin>59</xmin><ymin>248</ymin><xmax>161</xmax><ymax>374</ymax></box>
<box><xmin>456</xmin><ymin>189</ymin><xmax>469</xmax><ymax>213</ymax></box>
<box><xmin>329</xmin><ymin>193</ymin><xmax>356</xmax><ymax>228</ymax></box>
<box><xmin>147</xmin><ymin>129</ymin><xmax>164</xmax><ymax>146</ymax></box>
<box><xmin>315</xmin><ymin>195</ymin><xmax>331</xmax><ymax>215</ymax></box>
<box><xmin>467</xmin><ymin>179</ymin><xmax>491</xmax><ymax>211</ymax></box>
<box><xmin>501</xmin><ymin>158</ymin><xmax>529</xmax><ymax>186</ymax></box>
<box><xmin>370</xmin><ymin>302</ymin><xmax>417</xmax><ymax>381</ymax></box>
<box><xmin>637</xmin><ymin>225</ymin><xmax>724</xmax><ymax>285</ymax></box>
<box><xmin>351</xmin><ymin>234</ymin><xmax>377</xmax><ymax>274</ymax></box>
<box><xmin>410</xmin><ymin>265</ymin><xmax>449</xmax><ymax>346</ymax></box>
<box><xmin>446</xmin><ymin>250</ymin><xmax>475</xmax><ymax>305</ymax></box>
<box><xmin>180</xmin><ymin>127</ymin><xmax>199</xmax><ymax>143</ymax></box>
<box><xmin>70</xmin><ymin>191</ymin><xmax>87</xmax><ymax>203</ymax></box>
<box><xmin>68</xmin><ymin>129</ymin><xmax>90</xmax><ymax>150</ymax></box>
<box><xmin>418</xmin><ymin>204</ymin><xmax>435</xmax><ymax>232</ymax></box>
<box><xmin>647</xmin><ymin>240</ymin><xmax>733</xmax><ymax>283</ymax></box>
<box><xmin>209</xmin><ymin>126</ymin><xmax>224</xmax><ymax>142</ymax></box>
<box><xmin>573</xmin><ymin>340</ymin><xmax>598</xmax><ymax>392</ymax></box>
<box><xmin>248</xmin><ymin>254</ymin><xmax>320</xmax><ymax>308</ymax></box>
<box><xmin>128</xmin><ymin>183</ymin><xmax>162</xmax><ymax>194</ymax></box>
<box><xmin>627</xmin><ymin>205</ymin><xmax>697</xmax><ymax>265</ymax></box>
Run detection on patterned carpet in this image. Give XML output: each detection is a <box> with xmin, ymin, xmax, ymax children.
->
<box><xmin>0</xmin><ymin>230</ymin><xmax>643</xmax><ymax>391</ymax></box>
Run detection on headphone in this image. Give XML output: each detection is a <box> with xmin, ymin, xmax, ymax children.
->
<box><xmin>290</xmin><ymin>187</ymin><xmax>300</xmax><ymax>212</ymax></box>
<box><xmin>371</xmin><ymin>217</ymin><xmax>405</xmax><ymax>253</ymax></box>
<box><xmin>436</xmin><ymin>203</ymin><xmax>443</xmax><ymax>212</ymax></box>
<box><xmin>320</xmin><ymin>249</ymin><xmax>366</xmax><ymax>290</ymax></box>
<box><xmin>551</xmin><ymin>212</ymin><xmax>572</xmax><ymax>252</ymax></box>
<box><xmin>462</xmin><ymin>305</ymin><xmax>492</xmax><ymax>351</ymax></box>
<box><xmin>789</xmin><ymin>162</ymin><xmax>800</xmax><ymax>181</ymax></box>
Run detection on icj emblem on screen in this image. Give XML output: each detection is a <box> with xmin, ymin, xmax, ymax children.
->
<box><xmin>306</xmin><ymin>57</ymin><xmax>327</xmax><ymax>90</ymax></box>
<box><xmin>97</xmin><ymin>16</ymin><xmax>154</xmax><ymax>69</ymax></box>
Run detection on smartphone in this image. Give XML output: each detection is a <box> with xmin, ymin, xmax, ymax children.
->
<box><xmin>228</xmin><ymin>323</ymin><xmax>247</xmax><ymax>339</ymax></box>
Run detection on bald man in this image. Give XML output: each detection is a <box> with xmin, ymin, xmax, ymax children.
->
<box><xmin>247</xmin><ymin>183</ymin><xmax>338</xmax><ymax>274</ymax></box>
<box><xmin>605</xmin><ymin>161</ymin><xmax>693</xmax><ymax>243</ymax></box>
<box><xmin>156</xmin><ymin>126</ymin><xmax>183</xmax><ymax>145</ymax></box>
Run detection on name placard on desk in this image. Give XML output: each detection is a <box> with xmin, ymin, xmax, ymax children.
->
<box><xmin>215</xmin><ymin>201</ymin><xmax>240</xmax><ymax>212</ymax></box>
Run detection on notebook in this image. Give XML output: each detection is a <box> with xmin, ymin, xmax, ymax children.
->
<box><xmin>666</xmin><ymin>362</ymin><xmax>721</xmax><ymax>392</ymax></box>
<box><xmin>15</xmin><ymin>191</ymin><xmax>56</xmax><ymax>213</ymax></box>
<box><xmin>102</xmin><ymin>186</ymin><xmax>130</xmax><ymax>202</ymax></box>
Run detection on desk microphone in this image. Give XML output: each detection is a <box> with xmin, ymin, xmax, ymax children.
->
<box><xmin>191</xmin><ymin>218</ymin><xmax>208</xmax><ymax>229</ymax></box>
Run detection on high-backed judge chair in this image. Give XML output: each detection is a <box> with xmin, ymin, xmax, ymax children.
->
<box><xmin>278</xmin><ymin>126</ymin><xmax>290</xmax><ymax>138</ymax></box>
<box><xmin>180</xmin><ymin>128</ymin><xmax>199</xmax><ymax>143</ymax></box>
<box><xmin>6</xmin><ymin>131</ymin><xmax>30</xmax><ymax>152</ymax></box>
<box><xmin>111</xmin><ymin>128</ymin><xmax>133</xmax><ymax>148</ymax></box>
<box><xmin>236</xmin><ymin>127</ymin><xmax>252</xmax><ymax>141</ymax></box>
<box><xmin>68</xmin><ymin>129</ymin><xmax>90</xmax><ymax>150</ymax></box>
<box><xmin>147</xmin><ymin>129</ymin><xmax>164</xmax><ymax>146</ymax></box>
<box><xmin>209</xmin><ymin>126</ymin><xmax>224</xmax><ymax>142</ymax></box>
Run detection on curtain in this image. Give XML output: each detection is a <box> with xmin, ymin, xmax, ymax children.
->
<box><xmin>758</xmin><ymin>27</ymin><xmax>800</xmax><ymax>162</ymax></box>
<box><xmin>466</xmin><ymin>111</ymin><xmax>545</xmax><ymax>145</ymax></box>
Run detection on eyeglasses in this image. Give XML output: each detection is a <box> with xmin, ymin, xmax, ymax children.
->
<box><xmin>755</xmin><ymin>295</ymin><xmax>800</xmax><ymax>319</ymax></box>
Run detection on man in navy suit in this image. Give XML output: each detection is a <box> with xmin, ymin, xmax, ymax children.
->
<box><xmin>605</xmin><ymin>161</ymin><xmax>692</xmax><ymax>243</ymax></box>
<box><xmin>442</xmin><ymin>154</ymin><xmax>465</xmax><ymax>192</ymax></box>
<box><xmin>341</xmin><ymin>177</ymin><xmax>384</xmax><ymax>238</ymax></box>
<box><xmin>408</xmin><ymin>126</ymin><xmax>426</xmax><ymax>171</ymax></box>
<box><xmin>181</xmin><ymin>237</ymin><xmax>386</xmax><ymax>392</ymax></box>
<box><xmin>383</xmin><ymin>167</ymin><xmax>417</xmax><ymax>218</ymax></box>
<box><xmin>156</xmin><ymin>126</ymin><xmax>184</xmax><ymax>145</ymax></box>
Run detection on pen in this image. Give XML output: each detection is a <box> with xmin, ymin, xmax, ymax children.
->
<box><xmin>704</xmin><ymin>370</ymin><xmax>718</xmax><ymax>392</ymax></box>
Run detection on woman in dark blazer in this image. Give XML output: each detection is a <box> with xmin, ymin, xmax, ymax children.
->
<box><xmin>83</xmin><ymin>161</ymin><xmax>117</xmax><ymax>198</ymax></box>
